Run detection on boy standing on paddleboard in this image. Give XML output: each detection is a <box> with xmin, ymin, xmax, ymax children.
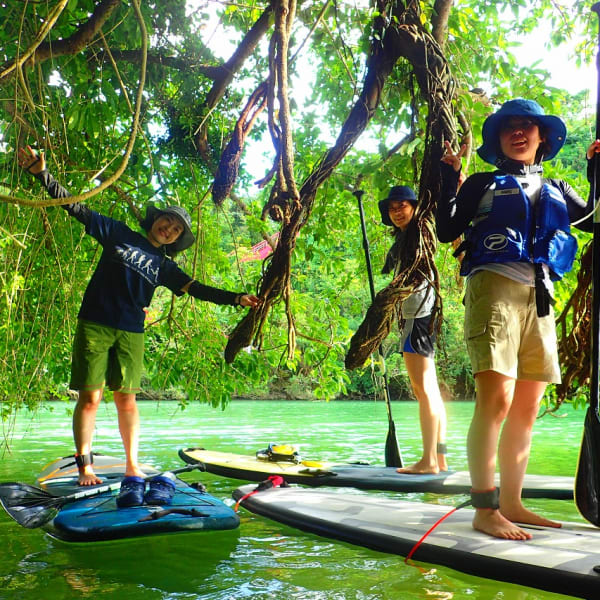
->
<box><xmin>18</xmin><ymin>146</ymin><xmax>260</xmax><ymax>505</ymax></box>
<box><xmin>437</xmin><ymin>99</ymin><xmax>597</xmax><ymax>539</ymax></box>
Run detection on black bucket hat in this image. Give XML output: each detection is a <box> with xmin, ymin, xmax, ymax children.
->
<box><xmin>378</xmin><ymin>186</ymin><xmax>418</xmax><ymax>226</ymax></box>
<box><xmin>141</xmin><ymin>205</ymin><xmax>195</xmax><ymax>252</ymax></box>
<box><xmin>477</xmin><ymin>98</ymin><xmax>566</xmax><ymax>166</ymax></box>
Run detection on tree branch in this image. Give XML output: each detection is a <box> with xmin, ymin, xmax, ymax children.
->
<box><xmin>0</xmin><ymin>0</ymin><xmax>121</xmax><ymax>83</ymax></box>
<box><xmin>98</xmin><ymin>49</ymin><xmax>224</xmax><ymax>79</ymax></box>
<box><xmin>194</xmin><ymin>5</ymin><xmax>274</xmax><ymax>162</ymax></box>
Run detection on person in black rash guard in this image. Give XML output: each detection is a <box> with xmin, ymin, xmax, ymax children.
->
<box><xmin>18</xmin><ymin>146</ymin><xmax>260</xmax><ymax>504</ymax></box>
<box><xmin>437</xmin><ymin>99</ymin><xmax>598</xmax><ymax>540</ymax></box>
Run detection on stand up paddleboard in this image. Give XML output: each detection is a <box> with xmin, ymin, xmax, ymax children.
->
<box><xmin>31</xmin><ymin>454</ymin><xmax>239</xmax><ymax>542</ymax></box>
<box><xmin>233</xmin><ymin>483</ymin><xmax>600</xmax><ymax>599</ymax></box>
<box><xmin>179</xmin><ymin>447</ymin><xmax>574</xmax><ymax>499</ymax></box>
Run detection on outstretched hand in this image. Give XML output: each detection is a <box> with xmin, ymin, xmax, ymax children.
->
<box><xmin>587</xmin><ymin>139</ymin><xmax>600</xmax><ymax>160</ymax></box>
<box><xmin>239</xmin><ymin>294</ymin><xmax>261</xmax><ymax>309</ymax></box>
<box><xmin>18</xmin><ymin>146</ymin><xmax>46</xmax><ymax>175</ymax></box>
<box><xmin>441</xmin><ymin>140</ymin><xmax>467</xmax><ymax>172</ymax></box>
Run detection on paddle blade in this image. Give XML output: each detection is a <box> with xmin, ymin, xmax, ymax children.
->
<box><xmin>384</xmin><ymin>420</ymin><xmax>403</xmax><ymax>468</ymax></box>
<box><xmin>0</xmin><ymin>483</ymin><xmax>59</xmax><ymax>528</ymax></box>
<box><xmin>575</xmin><ymin>407</ymin><xmax>600</xmax><ymax>526</ymax></box>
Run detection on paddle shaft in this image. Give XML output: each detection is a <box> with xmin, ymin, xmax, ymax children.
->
<box><xmin>354</xmin><ymin>190</ymin><xmax>403</xmax><ymax>468</ymax></box>
<box><xmin>573</xmin><ymin>4</ymin><xmax>600</xmax><ymax>527</ymax></box>
<box><xmin>355</xmin><ymin>189</ymin><xmax>394</xmax><ymax>412</ymax></box>
<box><xmin>592</xmin><ymin>2</ymin><xmax>600</xmax><ymax>421</ymax></box>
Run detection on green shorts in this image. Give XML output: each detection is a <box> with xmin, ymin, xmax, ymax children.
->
<box><xmin>464</xmin><ymin>270</ymin><xmax>561</xmax><ymax>383</ymax></box>
<box><xmin>70</xmin><ymin>319</ymin><xmax>145</xmax><ymax>393</ymax></box>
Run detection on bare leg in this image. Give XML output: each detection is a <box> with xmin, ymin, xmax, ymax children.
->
<box><xmin>113</xmin><ymin>391</ymin><xmax>145</xmax><ymax>478</ymax></box>
<box><xmin>397</xmin><ymin>352</ymin><xmax>448</xmax><ymax>474</ymax></box>
<box><xmin>498</xmin><ymin>380</ymin><xmax>560</xmax><ymax>529</ymax></box>
<box><xmin>73</xmin><ymin>389</ymin><xmax>103</xmax><ymax>486</ymax></box>
<box><xmin>468</xmin><ymin>370</ymin><xmax>532</xmax><ymax>540</ymax></box>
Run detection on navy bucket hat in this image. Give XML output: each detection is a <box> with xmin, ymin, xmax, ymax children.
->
<box><xmin>477</xmin><ymin>99</ymin><xmax>567</xmax><ymax>166</ymax></box>
<box><xmin>378</xmin><ymin>186</ymin><xmax>417</xmax><ymax>226</ymax></box>
<box><xmin>141</xmin><ymin>204</ymin><xmax>195</xmax><ymax>253</ymax></box>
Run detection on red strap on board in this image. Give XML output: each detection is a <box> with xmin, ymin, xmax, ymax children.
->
<box><xmin>234</xmin><ymin>475</ymin><xmax>286</xmax><ymax>512</ymax></box>
<box><xmin>405</xmin><ymin>499</ymin><xmax>471</xmax><ymax>562</ymax></box>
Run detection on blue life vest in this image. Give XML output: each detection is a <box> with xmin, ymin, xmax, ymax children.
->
<box><xmin>459</xmin><ymin>174</ymin><xmax>577</xmax><ymax>281</ymax></box>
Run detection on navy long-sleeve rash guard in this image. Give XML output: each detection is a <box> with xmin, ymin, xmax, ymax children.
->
<box><xmin>35</xmin><ymin>170</ymin><xmax>239</xmax><ymax>332</ymax></box>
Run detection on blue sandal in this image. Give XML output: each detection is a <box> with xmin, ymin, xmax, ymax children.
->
<box><xmin>144</xmin><ymin>474</ymin><xmax>176</xmax><ymax>506</ymax></box>
<box><xmin>116</xmin><ymin>476</ymin><xmax>146</xmax><ymax>508</ymax></box>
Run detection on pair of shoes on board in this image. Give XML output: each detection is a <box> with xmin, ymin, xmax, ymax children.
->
<box><xmin>116</xmin><ymin>474</ymin><xmax>176</xmax><ymax>508</ymax></box>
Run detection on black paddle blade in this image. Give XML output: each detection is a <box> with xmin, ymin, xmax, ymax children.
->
<box><xmin>384</xmin><ymin>421</ymin><xmax>403</xmax><ymax>468</ymax></box>
<box><xmin>0</xmin><ymin>483</ymin><xmax>60</xmax><ymax>529</ymax></box>
<box><xmin>575</xmin><ymin>407</ymin><xmax>600</xmax><ymax>526</ymax></box>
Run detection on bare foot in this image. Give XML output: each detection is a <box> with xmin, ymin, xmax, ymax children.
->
<box><xmin>78</xmin><ymin>466</ymin><xmax>102</xmax><ymax>486</ymax></box>
<box><xmin>396</xmin><ymin>459</ymin><xmax>440</xmax><ymax>474</ymax></box>
<box><xmin>437</xmin><ymin>453</ymin><xmax>448</xmax><ymax>472</ymax></box>
<box><xmin>473</xmin><ymin>508</ymin><xmax>532</xmax><ymax>540</ymax></box>
<box><xmin>501</xmin><ymin>504</ymin><xmax>562</xmax><ymax>529</ymax></box>
<box><xmin>124</xmin><ymin>466</ymin><xmax>146</xmax><ymax>479</ymax></box>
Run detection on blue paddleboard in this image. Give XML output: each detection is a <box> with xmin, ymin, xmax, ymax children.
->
<box><xmin>37</xmin><ymin>454</ymin><xmax>239</xmax><ymax>542</ymax></box>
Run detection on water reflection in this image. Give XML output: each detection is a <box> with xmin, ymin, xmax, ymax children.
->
<box><xmin>0</xmin><ymin>400</ymin><xmax>585</xmax><ymax>600</ymax></box>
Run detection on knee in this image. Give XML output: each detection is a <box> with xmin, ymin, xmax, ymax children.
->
<box><xmin>475</xmin><ymin>394</ymin><xmax>511</xmax><ymax>422</ymax></box>
<box><xmin>412</xmin><ymin>380</ymin><xmax>442</xmax><ymax>406</ymax></box>
<box><xmin>510</xmin><ymin>403</ymin><xmax>540</xmax><ymax>428</ymax></box>
<box><xmin>77</xmin><ymin>391</ymin><xmax>102</xmax><ymax>410</ymax></box>
<box><xmin>114</xmin><ymin>393</ymin><xmax>138</xmax><ymax>412</ymax></box>
<box><xmin>411</xmin><ymin>382</ymin><xmax>427</xmax><ymax>401</ymax></box>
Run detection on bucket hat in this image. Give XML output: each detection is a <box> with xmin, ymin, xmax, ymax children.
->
<box><xmin>378</xmin><ymin>186</ymin><xmax>418</xmax><ymax>226</ymax></box>
<box><xmin>477</xmin><ymin>99</ymin><xmax>566</xmax><ymax>166</ymax></box>
<box><xmin>142</xmin><ymin>204</ymin><xmax>195</xmax><ymax>252</ymax></box>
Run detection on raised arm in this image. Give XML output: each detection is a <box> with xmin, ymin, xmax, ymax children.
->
<box><xmin>18</xmin><ymin>146</ymin><xmax>91</xmax><ymax>225</ymax></box>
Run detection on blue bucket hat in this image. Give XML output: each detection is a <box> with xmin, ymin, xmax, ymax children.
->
<box><xmin>477</xmin><ymin>99</ymin><xmax>567</xmax><ymax>166</ymax></box>
<box><xmin>141</xmin><ymin>204</ymin><xmax>195</xmax><ymax>253</ymax></box>
<box><xmin>378</xmin><ymin>186</ymin><xmax>417</xmax><ymax>226</ymax></box>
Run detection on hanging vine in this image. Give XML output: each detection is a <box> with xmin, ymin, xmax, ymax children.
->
<box><xmin>1</xmin><ymin>0</ymin><xmax>148</xmax><ymax>208</ymax></box>
<box><xmin>223</xmin><ymin>0</ymin><xmax>453</xmax><ymax>364</ymax></box>
<box><xmin>344</xmin><ymin>1</ymin><xmax>458</xmax><ymax>369</ymax></box>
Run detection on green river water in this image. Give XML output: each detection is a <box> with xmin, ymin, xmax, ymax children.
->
<box><xmin>0</xmin><ymin>399</ymin><xmax>588</xmax><ymax>599</ymax></box>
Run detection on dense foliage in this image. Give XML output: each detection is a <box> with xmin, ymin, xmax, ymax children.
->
<box><xmin>0</xmin><ymin>0</ymin><xmax>597</xmax><ymax>440</ymax></box>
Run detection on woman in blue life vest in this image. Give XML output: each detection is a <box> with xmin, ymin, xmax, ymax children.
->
<box><xmin>437</xmin><ymin>99</ymin><xmax>598</xmax><ymax>540</ymax></box>
<box><xmin>379</xmin><ymin>186</ymin><xmax>448</xmax><ymax>474</ymax></box>
<box><xmin>18</xmin><ymin>146</ymin><xmax>260</xmax><ymax>507</ymax></box>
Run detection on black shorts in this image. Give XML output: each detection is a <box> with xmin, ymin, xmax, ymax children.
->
<box><xmin>400</xmin><ymin>314</ymin><xmax>436</xmax><ymax>358</ymax></box>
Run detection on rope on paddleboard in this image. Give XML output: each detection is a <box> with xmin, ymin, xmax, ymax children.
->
<box><xmin>234</xmin><ymin>475</ymin><xmax>288</xmax><ymax>512</ymax></box>
<box><xmin>405</xmin><ymin>499</ymin><xmax>472</xmax><ymax>563</ymax></box>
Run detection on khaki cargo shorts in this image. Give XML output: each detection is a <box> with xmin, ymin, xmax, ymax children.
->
<box><xmin>70</xmin><ymin>319</ymin><xmax>145</xmax><ymax>393</ymax></box>
<box><xmin>464</xmin><ymin>270</ymin><xmax>561</xmax><ymax>383</ymax></box>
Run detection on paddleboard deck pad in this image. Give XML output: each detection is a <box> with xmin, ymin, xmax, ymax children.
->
<box><xmin>233</xmin><ymin>483</ymin><xmax>600</xmax><ymax>599</ymax></box>
<box><xmin>179</xmin><ymin>447</ymin><xmax>574</xmax><ymax>499</ymax></box>
<box><xmin>36</xmin><ymin>454</ymin><xmax>239</xmax><ymax>542</ymax></box>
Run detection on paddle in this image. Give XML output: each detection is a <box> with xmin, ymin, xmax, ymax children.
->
<box><xmin>574</xmin><ymin>2</ymin><xmax>600</xmax><ymax>526</ymax></box>
<box><xmin>353</xmin><ymin>189</ymin><xmax>403</xmax><ymax>468</ymax></box>
<box><xmin>0</xmin><ymin>463</ymin><xmax>203</xmax><ymax>529</ymax></box>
